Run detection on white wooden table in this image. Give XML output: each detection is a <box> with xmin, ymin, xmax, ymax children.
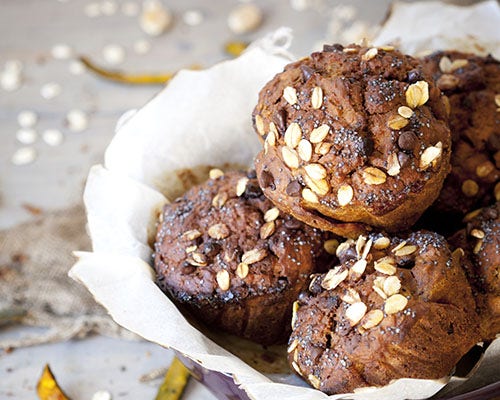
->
<box><xmin>0</xmin><ymin>0</ymin><xmax>407</xmax><ymax>398</ymax></box>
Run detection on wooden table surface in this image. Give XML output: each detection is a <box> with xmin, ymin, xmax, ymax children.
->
<box><xmin>0</xmin><ymin>0</ymin><xmax>454</xmax><ymax>398</ymax></box>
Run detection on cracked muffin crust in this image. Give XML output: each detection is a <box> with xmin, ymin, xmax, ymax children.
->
<box><xmin>253</xmin><ymin>44</ymin><xmax>451</xmax><ymax>237</ymax></box>
<box><xmin>287</xmin><ymin>231</ymin><xmax>480</xmax><ymax>394</ymax></box>
<box><xmin>449</xmin><ymin>202</ymin><xmax>500</xmax><ymax>340</ymax></box>
<box><xmin>421</xmin><ymin>51</ymin><xmax>500</xmax><ymax>223</ymax></box>
<box><xmin>154</xmin><ymin>169</ymin><xmax>334</xmax><ymax>345</ymax></box>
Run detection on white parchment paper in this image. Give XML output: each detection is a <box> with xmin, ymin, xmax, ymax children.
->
<box><xmin>70</xmin><ymin>4</ymin><xmax>500</xmax><ymax>400</ymax></box>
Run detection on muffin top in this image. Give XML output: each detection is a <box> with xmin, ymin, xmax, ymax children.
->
<box><xmin>253</xmin><ymin>44</ymin><xmax>451</xmax><ymax>235</ymax></box>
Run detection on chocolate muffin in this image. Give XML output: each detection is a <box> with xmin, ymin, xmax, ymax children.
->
<box><xmin>448</xmin><ymin>203</ymin><xmax>500</xmax><ymax>340</ymax></box>
<box><xmin>288</xmin><ymin>231</ymin><xmax>480</xmax><ymax>394</ymax></box>
<box><xmin>154</xmin><ymin>169</ymin><xmax>334</xmax><ymax>345</ymax></box>
<box><xmin>420</xmin><ymin>51</ymin><xmax>500</xmax><ymax>230</ymax></box>
<box><xmin>253</xmin><ymin>44</ymin><xmax>451</xmax><ymax>238</ymax></box>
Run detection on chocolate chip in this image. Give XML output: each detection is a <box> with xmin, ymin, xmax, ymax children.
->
<box><xmin>182</xmin><ymin>265</ymin><xmax>196</xmax><ymax>275</ymax></box>
<box><xmin>202</xmin><ymin>241</ymin><xmax>221</xmax><ymax>258</ymax></box>
<box><xmin>300</xmin><ymin>65</ymin><xmax>315</xmax><ymax>81</ymax></box>
<box><xmin>260</xmin><ymin>170</ymin><xmax>275</xmax><ymax>190</ymax></box>
<box><xmin>362</xmin><ymin>136</ymin><xmax>374</xmax><ymax>156</ymax></box>
<box><xmin>245</xmin><ymin>181</ymin><xmax>263</xmax><ymax>198</ymax></box>
<box><xmin>398</xmin><ymin>152</ymin><xmax>411</xmax><ymax>168</ymax></box>
<box><xmin>398</xmin><ymin>131</ymin><xmax>419</xmax><ymax>151</ymax></box>
<box><xmin>407</xmin><ymin>69</ymin><xmax>422</xmax><ymax>83</ymax></box>
<box><xmin>284</xmin><ymin>217</ymin><xmax>302</xmax><ymax>229</ymax></box>
<box><xmin>274</xmin><ymin>108</ymin><xmax>287</xmax><ymax>133</ymax></box>
<box><xmin>323</xmin><ymin>44</ymin><xmax>343</xmax><ymax>52</ymax></box>
<box><xmin>487</xmin><ymin>132</ymin><xmax>500</xmax><ymax>152</ymax></box>
<box><xmin>337</xmin><ymin>246</ymin><xmax>357</xmax><ymax>264</ymax></box>
<box><xmin>286</xmin><ymin>180</ymin><xmax>302</xmax><ymax>197</ymax></box>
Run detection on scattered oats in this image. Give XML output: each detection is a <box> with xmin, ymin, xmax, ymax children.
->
<box><xmin>337</xmin><ymin>184</ymin><xmax>354</xmax><ymax>207</ymax></box>
<box><xmin>336</xmin><ymin>240</ymin><xmax>354</xmax><ymax>257</ymax></box>
<box><xmin>182</xmin><ymin>229</ymin><xmax>202</xmax><ymax>240</ymax></box>
<box><xmin>355</xmin><ymin>235</ymin><xmax>366</xmax><ymax>258</ymax></box>
<box><xmin>212</xmin><ymin>192</ymin><xmax>228</xmax><ymax>208</ymax></box>
<box><xmin>269</xmin><ymin>122</ymin><xmax>278</xmax><ymax>136</ymax></box>
<box><xmin>227</xmin><ymin>3</ymin><xmax>263</xmax><ymax>34</ymax></box>
<box><xmin>84</xmin><ymin>2</ymin><xmax>101</xmax><ymax>17</ymax></box>
<box><xmin>140</xmin><ymin>0</ymin><xmax>172</xmax><ymax>36</ymax></box>
<box><xmin>373</xmin><ymin>285</ymin><xmax>387</xmax><ymax>299</ymax></box>
<box><xmin>133</xmin><ymin>39</ymin><xmax>151</xmax><ymax>55</ymax></box>
<box><xmin>387</xmin><ymin>114</ymin><xmax>409</xmax><ymax>130</ymax></box>
<box><xmin>183</xmin><ymin>9</ymin><xmax>204</xmax><ymax>26</ymax></box>
<box><xmin>495</xmin><ymin>182</ymin><xmax>500</xmax><ymax>201</ymax></box>
<box><xmin>362</xmin><ymin>167</ymin><xmax>386</xmax><ymax>185</ymax></box>
<box><xmin>208</xmin><ymin>223</ymin><xmax>230</xmax><ymax>240</ymax></box>
<box><xmin>495</xmin><ymin>94</ymin><xmax>500</xmax><ymax>107</ymax></box>
<box><xmin>323</xmin><ymin>239</ymin><xmax>339</xmax><ymax>255</ymax></box>
<box><xmin>394</xmin><ymin>244</ymin><xmax>417</xmax><ymax>257</ymax></box>
<box><xmin>264</xmin><ymin>131</ymin><xmax>276</xmax><ymax>153</ymax></box>
<box><xmin>216</xmin><ymin>270</ymin><xmax>230</xmax><ymax>291</ymax></box>
<box><xmin>17</xmin><ymin>111</ymin><xmax>38</xmax><ymax>128</ymax></box>
<box><xmin>264</xmin><ymin>207</ymin><xmax>280</xmax><ymax>222</ymax></box>
<box><xmin>69</xmin><ymin>60</ymin><xmax>86</xmax><ymax>75</ymax></box>
<box><xmin>291</xmin><ymin>301</ymin><xmax>299</xmax><ymax>329</ymax></box>
<box><xmin>51</xmin><ymin>44</ymin><xmax>73</xmax><ymax>60</ymax></box>
<box><xmin>462</xmin><ymin>179</ymin><xmax>479</xmax><ymax>197</ymax></box>
<box><xmin>450</xmin><ymin>59</ymin><xmax>468</xmax><ymax>72</ymax></box>
<box><xmin>236</xmin><ymin>263</ymin><xmax>249</xmax><ymax>279</ymax></box>
<box><xmin>284</xmin><ymin>123</ymin><xmax>302</xmax><ymax>149</ymax></box>
<box><xmin>121</xmin><ymin>1</ymin><xmax>139</xmax><ymax>16</ymax></box>
<box><xmin>311</xmin><ymin>86</ymin><xmax>323</xmax><ymax>109</ymax></box>
<box><xmin>291</xmin><ymin>361</ymin><xmax>301</xmax><ymax>375</ymax></box>
<box><xmin>298</xmin><ymin>139</ymin><xmax>312</xmax><ymax>161</ymax></box>
<box><xmin>392</xmin><ymin>241</ymin><xmax>407</xmax><ymax>253</ymax></box>
<box><xmin>397</xmin><ymin>106</ymin><xmax>414</xmax><ymax>119</ymax></box>
<box><xmin>185</xmin><ymin>245</ymin><xmax>197</xmax><ymax>253</ymax></box>
<box><xmin>0</xmin><ymin>69</ymin><xmax>22</xmax><ymax>91</ymax></box>
<box><xmin>16</xmin><ymin>129</ymin><xmax>37</xmax><ymax>145</ymax></box>
<box><xmin>11</xmin><ymin>147</ymin><xmax>37</xmax><ymax>166</ymax></box>
<box><xmin>373</xmin><ymin>236</ymin><xmax>390</xmax><ymax>250</ymax></box>
<box><xmin>437</xmin><ymin>74</ymin><xmax>459</xmax><ymax>90</ymax></box>
<box><xmin>361</xmin><ymin>238</ymin><xmax>373</xmax><ymax>260</ymax></box>
<box><xmin>383</xmin><ymin>276</ymin><xmax>401</xmax><ymax>296</ymax></box>
<box><xmin>304</xmin><ymin>163</ymin><xmax>327</xmax><ymax>180</ymax></box>
<box><xmin>374</xmin><ymin>256</ymin><xmax>397</xmax><ymax>275</ymax></box>
<box><xmin>463</xmin><ymin>208</ymin><xmax>482</xmax><ymax>222</ymax></box>
<box><xmin>379</xmin><ymin>45</ymin><xmax>394</xmax><ymax>51</ymax></box>
<box><xmin>452</xmin><ymin>247</ymin><xmax>465</xmax><ymax>261</ymax></box>
<box><xmin>287</xmin><ymin>338</ymin><xmax>299</xmax><ymax>353</ymax></box>
<box><xmin>241</xmin><ymin>248</ymin><xmax>267</xmax><ymax>265</ymax></box>
<box><xmin>66</xmin><ymin>109</ymin><xmax>89</xmax><ymax>132</ymax></box>
<box><xmin>308</xmin><ymin>374</ymin><xmax>321</xmax><ymax>390</ymax></box>
<box><xmin>387</xmin><ymin>153</ymin><xmax>400</xmax><ymax>176</ymax></box>
<box><xmin>260</xmin><ymin>221</ymin><xmax>276</xmax><ymax>239</ymax></box>
<box><xmin>282</xmin><ymin>146</ymin><xmax>300</xmax><ymax>169</ymax></box>
<box><xmin>361</xmin><ymin>309</ymin><xmax>384</xmax><ymax>329</ymax></box>
<box><xmin>236</xmin><ymin>177</ymin><xmax>249</xmax><ymax>196</ymax></box>
<box><xmin>362</xmin><ymin>47</ymin><xmax>378</xmax><ymax>61</ymax></box>
<box><xmin>42</xmin><ymin>129</ymin><xmax>64</xmax><ymax>146</ymax></box>
<box><xmin>442</xmin><ymin>95</ymin><xmax>451</xmax><ymax>116</ymax></box>
<box><xmin>476</xmin><ymin>161</ymin><xmax>494</xmax><ymax>178</ymax></box>
<box><xmin>91</xmin><ymin>390</ymin><xmax>112</xmax><ymax>400</ymax></box>
<box><xmin>283</xmin><ymin>86</ymin><xmax>298</xmax><ymax>105</ymax></box>
<box><xmin>303</xmin><ymin>173</ymin><xmax>329</xmax><ymax>196</ymax></box>
<box><xmin>439</xmin><ymin>56</ymin><xmax>452</xmax><ymax>73</ymax></box>
<box><xmin>254</xmin><ymin>114</ymin><xmax>266</xmax><ymax>136</ymax></box>
<box><xmin>384</xmin><ymin>294</ymin><xmax>408</xmax><ymax>314</ymax></box>
<box><xmin>341</xmin><ymin>288</ymin><xmax>361</xmax><ymax>304</ymax></box>
<box><xmin>419</xmin><ymin>142</ymin><xmax>442</xmax><ymax>169</ymax></box>
<box><xmin>473</xmin><ymin>239</ymin><xmax>483</xmax><ymax>254</ymax></box>
<box><xmin>351</xmin><ymin>259</ymin><xmax>367</xmax><ymax>276</ymax></box>
<box><xmin>100</xmin><ymin>0</ymin><xmax>118</xmax><ymax>16</ymax></box>
<box><xmin>102</xmin><ymin>44</ymin><xmax>125</xmax><ymax>65</ymax></box>
<box><xmin>345</xmin><ymin>301</ymin><xmax>367</xmax><ymax>326</ymax></box>
<box><xmin>40</xmin><ymin>82</ymin><xmax>62</xmax><ymax>99</ymax></box>
<box><xmin>470</xmin><ymin>229</ymin><xmax>485</xmax><ymax>239</ymax></box>
<box><xmin>322</xmin><ymin>267</ymin><xmax>348</xmax><ymax>290</ymax></box>
<box><xmin>309</xmin><ymin>124</ymin><xmax>330</xmax><ymax>143</ymax></box>
<box><xmin>190</xmin><ymin>252</ymin><xmax>207</xmax><ymax>266</ymax></box>
<box><xmin>406</xmin><ymin>81</ymin><xmax>429</xmax><ymax>108</ymax></box>
<box><xmin>342</xmin><ymin>47</ymin><xmax>358</xmax><ymax>54</ymax></box>
<box><xmin>209</xmin><ymin>168</ymin><xmax>224</xmax><ymax>179</ymax></box>
<box><xmin>302</xmin><ymin>188</ymin><xmax>319</xmax><ymax>203</ymax></box>
<box><xmin>315</xmin><ymin>142</ymin><xmax>332</xmax><ymax>155</ymax></box>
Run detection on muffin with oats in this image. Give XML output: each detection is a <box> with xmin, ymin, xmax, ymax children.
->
<box><xmin>448</xmin><ymin>202</ymin><xmax>500</xmax><ymax>341</ymax></box>
<box><xmin>154</xmin><ymin>169</ymin><xmax>335</xmax><ymax>345</ymax></box>
<box><xmin>253</xmin><ymin>44</ymin><xmax>451</xmax><ymax>238</ymax></box>
<box><xmin>419</xmin><ymin>51</ymin><xmax>500</xmax><ymax>233</ymax></box>
<box><xmin>288</xmin><ymin>231</ymin><xmax>480</xmax><ymax>394</ymax></box>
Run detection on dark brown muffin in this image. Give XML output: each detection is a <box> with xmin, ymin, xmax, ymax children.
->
<box><xmin>154</xmin><ymin>169</ymin><xmax>335</xmax><ymax>345</ymax></box>
<box><xmin>420</xmin><ymin>51</ymin><xmax>500</xmax><ymax>231</ymax></box>
<box><xmin>253</xmin><ymin>44</ymin><xmax>451</xmax><ymax>238</ymax></box>
<box><xmin>288</xmin><ymin>230</ymin><xmax>480</xmax><ymax>394</ymax></box>
<box><xmin>448</xmin><ymin>203</ymin><xmax>500</xmax><ymax>340</ymax></box>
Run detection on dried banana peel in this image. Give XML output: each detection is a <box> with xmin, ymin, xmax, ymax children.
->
<box><xmin>37</xmin><ymin>364</ymin><xmax>71</xmax><ymax>400</ymax></box>
<box><xmin>155</xmin><ymin>357</ymin><xmax>191</xmax><ymax>400</ymax></box>
<box><xmin>80</xmin><ymin>56</ymin><xmax>200</xmax><ymax>85</ymax></box>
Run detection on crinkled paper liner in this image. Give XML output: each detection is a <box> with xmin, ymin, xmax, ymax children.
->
<box><xmin>70</xmin><ymin>2</ymin><xmax>500</xmax><ymax>399</ymax></box>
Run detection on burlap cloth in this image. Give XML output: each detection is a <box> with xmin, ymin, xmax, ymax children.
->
<box><xmin>0</xmin><ymin>205</ymin><xmax>136</xmax><ymax>350</ymax></box>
